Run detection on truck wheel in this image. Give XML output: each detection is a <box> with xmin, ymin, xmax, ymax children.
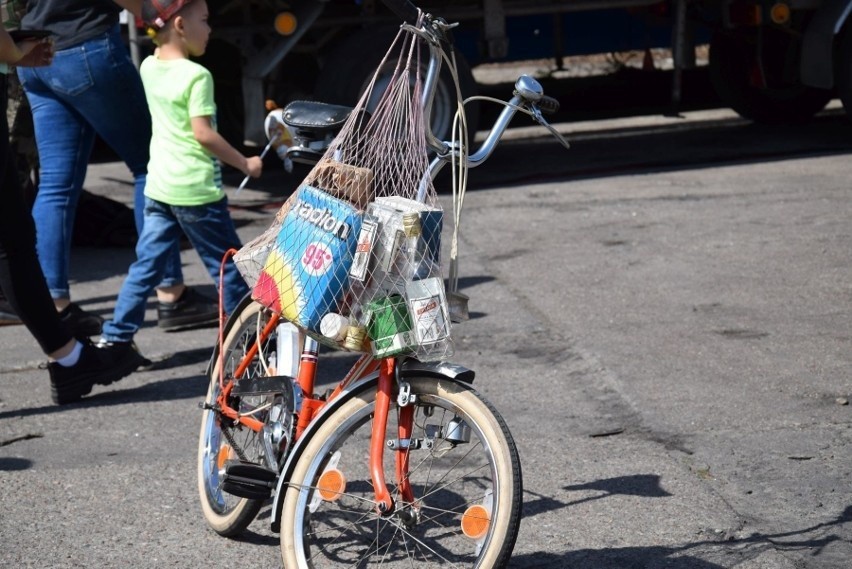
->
<box><xmin>834</xmin><ymin>28</ymin><xmax>852</xmax><ymax>119</ymax></box>
<box><xmin>709</xmin><ymin>28</ymin><xmax>831</xmax><ymax>123</ymax></box>
<box><xmin>315</xmin><ymin>26</ymin><xmax>479</xmax><ymax>142</ymax></box>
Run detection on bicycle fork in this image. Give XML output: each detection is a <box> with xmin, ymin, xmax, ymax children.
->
<box><xmin>370</xmin><ymin>357</ymin><xmax>415</xmax><ymax>515</ymax></box>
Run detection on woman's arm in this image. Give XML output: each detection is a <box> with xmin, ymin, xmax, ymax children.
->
<box><xmin>0</xmin><ymin>28</ymin><xmax>53</xmax><ymax>67</ymax></box>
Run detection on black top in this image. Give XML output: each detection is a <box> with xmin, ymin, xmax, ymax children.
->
<box><xmin>22</xmin><ymin>0</ymin><xmax>122</xmax><ymax>51</ymax></box>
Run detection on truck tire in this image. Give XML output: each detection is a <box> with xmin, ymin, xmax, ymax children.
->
<box><xmin>835</xmin><ymin>28</ymin><xmax>852</xmax><ymax>119</ymax></box>
<box><xmin>709</xmin><ymin>28</ymin><xmax>831</xmax><ymax>124</ymax></box>
<box><xmin>315</xmin><ymin>26</ymin><xmax>479</xmax><ymax>142</ymax></box>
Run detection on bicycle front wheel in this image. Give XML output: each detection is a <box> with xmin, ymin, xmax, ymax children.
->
<box><xmin>197</xmin><ymin>299</ymin><xmax>277</xmax><ymax>536</ymax></box>
<box><xmin>280</xmin><ymin>376</ymin><xmax>522</xmax><ymax>568</ymax></box>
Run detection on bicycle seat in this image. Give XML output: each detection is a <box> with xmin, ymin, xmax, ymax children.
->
<box><xmin>282</xmin><ymin>100</ymin><xmax>354</xmax><ymax>132</ymax></box>
<box><xmin>281</xmin><ymin>101</ymin><xmax>371</xmax><ymax>165</ymax></box>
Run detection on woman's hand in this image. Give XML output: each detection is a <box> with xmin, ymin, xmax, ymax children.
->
<box><xmin>14</xmin><ymin>38</ymin><xmax>54</xmax><ymax>67</ymax></box>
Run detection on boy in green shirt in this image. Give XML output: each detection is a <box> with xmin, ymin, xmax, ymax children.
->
<box><xmin>99</xmin><ymin>0</ymin><xmax>261</xmax><ymax>349</ymax></box>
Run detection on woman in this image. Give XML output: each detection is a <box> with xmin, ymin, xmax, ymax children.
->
<box><xmin>0</xmin><ymin>27</ymin><xmax>144</xmax><ymax>404</ymax></box>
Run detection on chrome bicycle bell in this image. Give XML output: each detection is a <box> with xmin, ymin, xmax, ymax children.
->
<box><xmin>514</xmin><ymin>75</ymin><xmax>543</xmax><ymax>102</ymax></box>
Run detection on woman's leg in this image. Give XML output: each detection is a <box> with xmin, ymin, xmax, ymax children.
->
<box><xmin>0</xmin><ymin>74</ymin><xmax>70</xmax><ymax>354</ymax></box>
<box><xmin>19</xmin><ymin>63</ymin><xmax>95</xmax><ymax>302</ymax></box>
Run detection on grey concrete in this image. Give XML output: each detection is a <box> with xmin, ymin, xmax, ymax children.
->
<box><xmin>1</xmin><ymin>106</ymin><xmax>850</xmax><ymax>568</ymax></box>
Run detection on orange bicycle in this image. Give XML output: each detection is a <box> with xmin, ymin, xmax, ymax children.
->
<box><xmin>197</xmin><ymin>1</ymin><xmax>568</xmax><ymax>566</ymax></box>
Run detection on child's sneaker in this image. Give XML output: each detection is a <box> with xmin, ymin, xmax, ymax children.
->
<box><xmin>48</xmin><ymin>339</ymin><xmax>147</xmax><ymax>405</ymax></box>
<box><xmin>156</xmin><ymin>287</ymin><xmax>219</xmax><ymax>331</ymax></box>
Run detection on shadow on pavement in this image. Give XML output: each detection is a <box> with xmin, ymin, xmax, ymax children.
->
<box><xmin>0</xmin><ymin>366</ymin><xmax>209</xmax><ymax>421</ymax></box>
<box><xmin>517</xmin><ymin>478</ymin><xmax>852</xmax><ymax>569</ymax></box>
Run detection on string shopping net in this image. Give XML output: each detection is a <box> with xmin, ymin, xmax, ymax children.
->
<box><xmin>235</xmin><ymin>23</ymin><xmax>453</xmax><ymax>362</ymax></box>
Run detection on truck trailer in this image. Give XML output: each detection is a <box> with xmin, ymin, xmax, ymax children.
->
<box><xmin>182</xmin><ymin>0</ymin><xmax>852</xmax><ymax>145</ymax></box>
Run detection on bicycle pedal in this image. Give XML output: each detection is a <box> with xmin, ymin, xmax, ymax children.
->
<box><xmin>222</xmin><ymin>460</ymin><xmax>278</xmax><ymax>500</ymax></box>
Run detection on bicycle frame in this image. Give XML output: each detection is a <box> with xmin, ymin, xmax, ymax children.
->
<box><xmin>213</xmin><ymin>5</ymin><xmax>564</xmax><ymax>518</ymax></box>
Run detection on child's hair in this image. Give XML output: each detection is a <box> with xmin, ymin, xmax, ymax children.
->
<box><xmin>141</xmin><ymin>0</ymin><xmax>194</xmax><ymax>39</ymax></box>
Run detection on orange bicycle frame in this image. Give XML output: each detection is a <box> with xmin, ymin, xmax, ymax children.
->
<box><xmin>214</xmin><ymin>310</ymin><xmax>413</xmax><ymax>512</ymax></box>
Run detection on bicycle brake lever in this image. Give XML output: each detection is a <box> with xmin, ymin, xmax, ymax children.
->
<box><xmin>530</xmin><ymin>105</ymin><xmax>571</xmax><ymax>151</ymax></box>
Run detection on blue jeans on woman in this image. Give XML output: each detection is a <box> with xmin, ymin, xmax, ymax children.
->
<box><xmin>17</xmin><ymin>24</ymin><xmax>182</xmax><ymax>300</ymax></box>
<box><xmin>101</xmin><ymin>197</ymin><xmax>249</xmax><ymax>343</ymax></box>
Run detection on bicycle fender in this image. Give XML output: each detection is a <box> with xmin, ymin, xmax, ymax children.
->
<box><xmin>269</xmin><ymin>360</ymin><xmax>475</xmax><ymax>532</ymax></box>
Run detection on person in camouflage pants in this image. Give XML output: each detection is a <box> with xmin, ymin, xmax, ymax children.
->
<box><xmin>6</xmin><ymin>68</ymin><xmax>38</xmax><ymax>207</ymax></box>
<box><xmin>0</xmin><ymin>0</ymin><xmax>38</xmax><ymax>323</ymax></box>
<box><xmin>3</xmin><ymin>0</ymin><xmax>37</xmax><ymax>206</ymax></box>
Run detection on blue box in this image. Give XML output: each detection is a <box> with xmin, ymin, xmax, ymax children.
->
<box><xmin>253</xmin><ymin>185</ymin><xmax>362</xmax><ymax>333</ymax></box>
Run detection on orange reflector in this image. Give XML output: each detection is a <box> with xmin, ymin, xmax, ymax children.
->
<box><xmin>275</xmin><ymin>12</ymin><xmax>298</xmax><ymax>36</ymax></box>
<box><xmin>317</xmin><ymin>468</ymin><xmax>346</xmax><ymax>502</ymax></box>
<box><xmin>770</xmin><ymin>3</ymin><xmax>790</xmax><ymax>24</ymax></box>
<box><xmin>461</xmin><ymin>504</ymin><xmax>490</xmax><ymax>540</ymax></box>
<box><xmin>217</xmin><ymin>445</ymin><xmax>233</xmax><ymax>470</ymax></box>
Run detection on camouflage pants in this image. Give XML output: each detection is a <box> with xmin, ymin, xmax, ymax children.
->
<box><xmin>5</xmin><ymin>69</ymin><xmax>38</xmax><ymax>208</ymax></box>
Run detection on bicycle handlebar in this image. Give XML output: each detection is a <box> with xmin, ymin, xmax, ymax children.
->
<box><xmin>381</xmin><ymin>0</ymin><xmax>420</xmax><ymax>23</ymax></box>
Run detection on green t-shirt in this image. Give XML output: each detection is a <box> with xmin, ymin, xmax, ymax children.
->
<box><xmin>140</xmin><ymin>56</ymin><xmax>223</xmax><ymax>206</ymax></box>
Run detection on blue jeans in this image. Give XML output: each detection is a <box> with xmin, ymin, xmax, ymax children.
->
<box><xmin>18</xmin><ymin>24</ymin><xmax>182</xmax><ymax>299</ymax></box>
<box><xmin>101</xmin><ymin>197</ymin><xmax>249</xmax><ymax>343</ymax></box>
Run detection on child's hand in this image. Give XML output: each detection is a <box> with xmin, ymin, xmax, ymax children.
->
<box><xmin>245</xmin><ymin>156</ymin><xmax>263</xmax><ymax>178</ymax></box>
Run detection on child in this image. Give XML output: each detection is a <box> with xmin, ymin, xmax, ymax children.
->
<box><xmin>99</xmin><ymin>0</ymin><xmax>260</xmax><ymax>350</ymax></box>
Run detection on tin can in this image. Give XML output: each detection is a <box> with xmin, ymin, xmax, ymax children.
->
<box><xmin>343</xmin><ymin>325</ymin><xmax>367</xmax><ymax>351</ymax></box>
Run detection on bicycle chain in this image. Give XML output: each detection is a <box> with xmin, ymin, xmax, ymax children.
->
<box><xmin>219</xmin><ymin>413</ymin><xmax>251</xmax><ymax>463</ymax></box>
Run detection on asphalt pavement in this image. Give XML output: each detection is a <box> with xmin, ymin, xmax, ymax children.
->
<box><xmin>1</xmin><ymin>105</ymin><xmax>851</xmax><ymax>568</ymax></box>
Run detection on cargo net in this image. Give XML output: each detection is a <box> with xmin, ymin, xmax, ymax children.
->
<box><xmin>235</xmin><ymin>22</ymin><xmax>453</xmax><ymax>362</ymax></box>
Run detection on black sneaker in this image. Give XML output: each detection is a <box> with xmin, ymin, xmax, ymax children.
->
<box><xmin>96</xmin><ymin>338</ymin><xmax>153</xmax><ymax>370</ymax></box>
<box><xmin>157</xmin><ymin>287</ymin><xmax>219</xmax><ymax>332</ymax></box>
<box><xmin>58</xmin><ymin>303</ymin><xmax>104</xmax><ymax>337</ymax></box>
<box><xmin>48</xmin><ymin>339</ymin><xmax>147</xmax><ymax>405</ymax></box>
<box><xmin>0</xmin><ymin>298</ymin><xmax>22</xmax><ymax>326</ymax></box>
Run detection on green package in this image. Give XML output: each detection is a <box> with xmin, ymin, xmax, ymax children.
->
<box><xmin>365</xmin><ymin>295</ymin><xmax>417</xmax><ymax>357</ymax></box>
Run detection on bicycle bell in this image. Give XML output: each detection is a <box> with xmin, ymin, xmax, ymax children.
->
<box><xmin>514</xmin><ymin>75</ymin><xmax>543</xmax><ymax>102</ymax></box>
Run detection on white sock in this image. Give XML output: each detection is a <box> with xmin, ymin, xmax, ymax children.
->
<box><xmin>56</xmin><ymin>341</ymin><xmax>84</xmax><ymax>367</ymax></box>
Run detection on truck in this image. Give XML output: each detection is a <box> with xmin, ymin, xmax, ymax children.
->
<box><xmin>181</xmin><ymin>0</ymin><xmax>852</xmax><ymax>146</ymax></box>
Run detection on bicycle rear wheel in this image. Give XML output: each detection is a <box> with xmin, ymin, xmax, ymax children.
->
<box><xmin>197</xmin><ymin>299</ymin><xmax>278</xmax><ymax>536</ymax></box>
<box><xmin>279</xmin><ymin>376</ymin><xmax>522</xmax><ymax>568</ymax></box>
